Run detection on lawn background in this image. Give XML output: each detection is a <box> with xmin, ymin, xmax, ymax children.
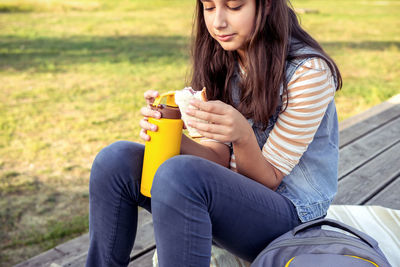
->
<box><xmin>0</xmin><ymin>0</ymin><xmax>399</xmax><ymax>266</ymax></box>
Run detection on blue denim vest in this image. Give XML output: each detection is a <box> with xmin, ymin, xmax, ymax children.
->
<box><xmin>231</xmin><ymin>47</ymin><xmax>339</xmax><ymax>222</ymax></box>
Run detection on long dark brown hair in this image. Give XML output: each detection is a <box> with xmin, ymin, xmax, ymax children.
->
<box><xmin>190</xmin><ymin>0</ymin><xmax>342</xmax><ymax>128</ymax></box>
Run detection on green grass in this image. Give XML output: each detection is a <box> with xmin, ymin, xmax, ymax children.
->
<box><xmin>0</xmin><ymin>0</ymin><xmax>399</xmax><ymax>265</ymax></box>
<box><xmin>294</xmin><ymin>0</ymin><xmax>400</xmax><ymax>119</ymax></box>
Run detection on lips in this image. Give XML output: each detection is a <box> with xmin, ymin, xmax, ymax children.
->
<box><xmin>216</xmin><ymin>33</ymin><xmax>236</xmax><ymax>42</ymax></box>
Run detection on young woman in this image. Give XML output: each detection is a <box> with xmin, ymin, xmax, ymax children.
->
<box><xmin>86</xmin><ymin>0</ymin><xmax>342</xmax><ymax>266</ymax></box>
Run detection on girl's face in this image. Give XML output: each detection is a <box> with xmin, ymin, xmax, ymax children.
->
<box><xmin>201</xmin><ymin>0</ymin><xmax>256</xmax><ymax>57</ymax></box>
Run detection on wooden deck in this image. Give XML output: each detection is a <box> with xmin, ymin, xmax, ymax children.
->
<box><xmin>15</xmin><ymin>94</ymin><xmax>400</xmax><ymax>267</ymax></box>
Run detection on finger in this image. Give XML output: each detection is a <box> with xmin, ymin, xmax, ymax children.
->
<box><xmin>144</xmin><ymin>90</ymin><xmax>159</xmax><ymax>99</ymax></box>
<box><xmin>140</xmin><ymin>107</ymin><xmax>162</xmax><ymax>119</ymax></box>
<box><xmin>185</xmin><ymin>108</ymin><xmax>226</xmax><ymax>125</ymax></box>
<box><xmin>187</xmin><ymin>119</ymin><xmax>227</xmax><ymax>136</ymax></box>
<box><xmin>139</xmin><ymin>118</ymin><xmax>158</xmax><ymax>132</ymax></box>
<box><xmin>140</xmin><ymin>129</ymin><xmax>150</xmax><ymax>141</ymax></box>
<box><xmin>189</xmin><ymin>99</ymin><xmax>226</xmax><ymax>115</ymax></box>
<box><xmin>195</xmin><ymin>128</ymin><xmax>230</xmax><ymax>143</ymax></box>
<box><xmin>144</xmin><ymin>90</ymin><xmax>159</xmax><ymax>105</ymax></box>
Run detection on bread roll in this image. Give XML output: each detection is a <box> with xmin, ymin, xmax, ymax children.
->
<box><xmin>175</xmin><ymin>87</ymin><xmax>208</xmax><ymax>138</ymax></box>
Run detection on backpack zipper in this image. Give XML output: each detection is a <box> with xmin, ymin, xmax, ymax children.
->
<box><xmin>264</xmin><ymin>236</ymin><xmax>383</xmax><ymax>259</ymax></box>
<box><xmin>284</xmin><ymin>255</ymin><xmax>379</xmax><ymax>267</ymax></box>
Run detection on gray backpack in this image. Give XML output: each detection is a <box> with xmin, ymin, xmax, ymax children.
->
<box><xmin>251</xmin><ymin>218</ymin><xmax>391</xmax><ymax>267</ymax></box>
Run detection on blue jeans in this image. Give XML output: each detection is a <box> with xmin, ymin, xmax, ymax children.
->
<box><xmin>86</xmin><ymin>141</ymin><xmax>301</xmax><ymax>267</ymax></box>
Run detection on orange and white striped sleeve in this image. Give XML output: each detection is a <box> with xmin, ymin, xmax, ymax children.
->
<box><xmin>262</xmin><ymin>58</ymin><xmax>336</xmax><ymax>175</ymax></box>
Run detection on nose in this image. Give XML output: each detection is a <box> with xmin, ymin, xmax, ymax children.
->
<box><xmin>213</xmin><ymin>8</ymin><xmax>227</xmax><ymax>30</ymax></box>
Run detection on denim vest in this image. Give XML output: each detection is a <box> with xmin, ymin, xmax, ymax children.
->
<box><xmin>231</xmin><ymin>46</ymin><xmax>339</xmax><ymax>222</ymax></box>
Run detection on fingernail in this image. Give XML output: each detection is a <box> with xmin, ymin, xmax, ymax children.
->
<box><xmin>152</xmin><ymin>126</ymin><xmax>157</xmax><ymax>131</ymax></box>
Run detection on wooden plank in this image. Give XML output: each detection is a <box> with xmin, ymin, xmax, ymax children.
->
<box><xmin>13</xmin><ymin>235</ymin><xmax>89</xmax><ymax>267</ymax></box>
<box><xmin>13</xmin><ymin>247</ymin><xmax>66</xmax><ymax>267</ymax></box>
<box><xmin>130</xmin><ymin>210</ymin><xmax>155</xmax><ymax>260</ymax></box>
<box><xmin>339</xmin><ymin>95</ymin><xmax>400</xmax><ymax>148</ymax></box>
<box><xmin>129</xmin><ymin>249</ymin><xmax>155</xmax><ymax>267</ymax></box>
<box><xmin>339</xmin><ymin>95</ymin><xmax>400</xmax><ymax>131</ymax></box>
<box><xmin>14</xmin><ymin>208</ymin><xmax>155</xmax><ymax>267</ymax></box>
<box><xmin>339</xmin><ymin>105</ymin><xmax>400</xmax><ymax>148</ymax></box>
<box><xmin>338</xmin><ymin>117</ymin><xmax>400</xmax><ymax>179</ymax></box>
<box><xmin>55</xmin><ymin>233</ymin><xmax>89</xmax><ymax>258</ymax></box>
<box><xmin>53</xmin><ymin>252</ymin><xmax>87</xmax><ymax>267</ymax></box>
<box><xmin>333</xmin><ymin>142</ymin><xmax>400</xmax><ymax>206</ymax></box>
<box><xmin>366</xmin><ymin>176</ymin><xmax>400</xmax><ymax>210</ymax></box>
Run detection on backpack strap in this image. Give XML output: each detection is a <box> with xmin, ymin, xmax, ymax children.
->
<box><xmin>292</xmin><ymin>218</ymin><xmax>378</xmax><ymax>248</ymax></box>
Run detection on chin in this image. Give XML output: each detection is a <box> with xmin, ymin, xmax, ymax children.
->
<box><xmin>217</xmin><ymin>43</ymin><xmax>241</xmax><ymax>52</ymax></box>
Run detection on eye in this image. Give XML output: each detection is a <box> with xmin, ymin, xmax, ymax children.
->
<box><xmin>228</xmin><ymin>5</ymin><xmax>243</xmax><ymax>11</ymax></box>
<box><xmin>204</xmin><ymin>6</ymin><xmax>215</xmax><ymax>11</ymax></box>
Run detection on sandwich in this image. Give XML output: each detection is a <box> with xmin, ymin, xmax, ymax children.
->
<box><xmin>175</xmin><ymin>87</ymin><xmax>208</xmax><ymax>138</ymax></box>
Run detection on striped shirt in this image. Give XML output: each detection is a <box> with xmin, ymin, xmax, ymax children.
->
<box><xmin>198</xmin><ymin>58</ymin><xmax>336</xmax><ymax>175</ymax></box>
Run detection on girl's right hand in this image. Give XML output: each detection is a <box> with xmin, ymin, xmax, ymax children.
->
<box><xmin>139</xmin><ymin>90</ymin><xmax>162</xmax><ymax>141</ymax></box>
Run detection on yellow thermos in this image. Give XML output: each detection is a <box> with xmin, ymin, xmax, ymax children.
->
<box><xmin>141</xmin><ymin>91</ymin><xmax>183</xmax><ymax>197</ymax></box>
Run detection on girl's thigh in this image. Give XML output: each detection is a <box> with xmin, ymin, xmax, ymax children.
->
<box><xmin>177</xmin><ymin>157</ymin><xmax>301</xmax><ymax>261</ymax></box>
<box><xmin>153</xmin><ymin>155</ymin><xmax>301</xmax><ymax>262</ymax></box>
<box><xmin>208</xmin><ymin>166</ymin><xmax>301</xmax><ymax>261</ymax></box>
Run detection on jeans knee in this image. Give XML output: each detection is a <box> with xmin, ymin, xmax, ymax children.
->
<box><xmin>90</xmin><ymin>141</ymin><xmax>144</xmax><ymax>187</ymax></box>
<box><xmin>151</xmin><ymin>155</ymin><xmax>206</xmax><ymax>202</ymax></box>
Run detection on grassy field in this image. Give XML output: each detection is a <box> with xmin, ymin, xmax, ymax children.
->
<box><xmin>0</xmin><ymin>0</ymin><xmax>399</xmax><ymax>265</ymax></box>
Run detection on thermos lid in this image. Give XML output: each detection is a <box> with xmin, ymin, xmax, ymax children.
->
<box><xmin>151</xmin><ymin>91</ymin><xmax>181</xmax><ymax>119</ymax></box>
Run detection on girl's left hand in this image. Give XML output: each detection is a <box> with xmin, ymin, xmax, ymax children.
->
<box><xmin>185</xmin><ymin>99</ymin><xmax>252</xmax><ymax>145</ymax></box>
